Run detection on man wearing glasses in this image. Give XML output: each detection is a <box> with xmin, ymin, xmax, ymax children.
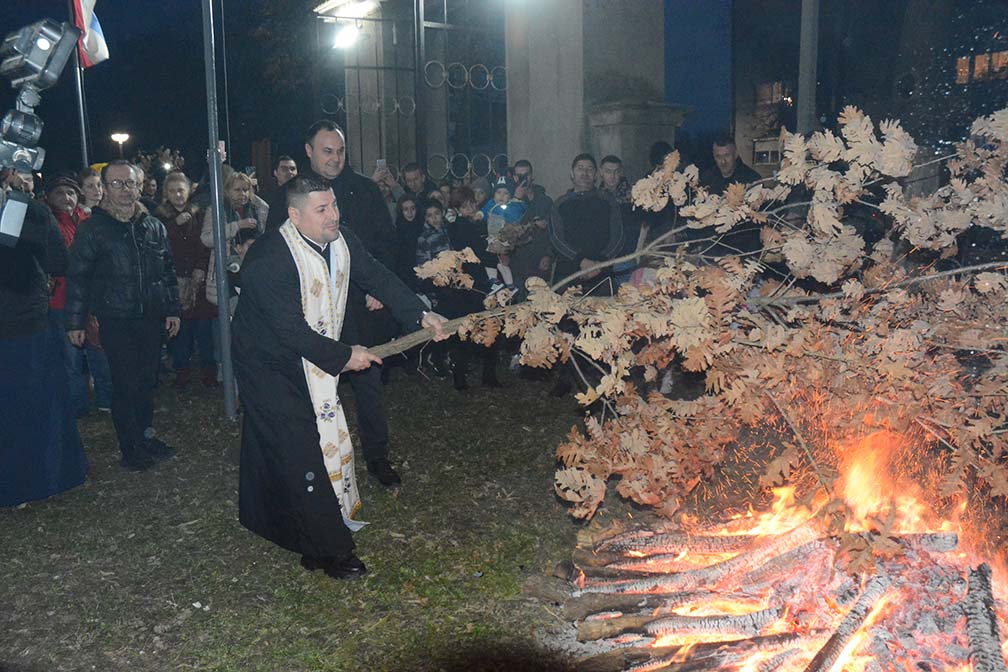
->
<box><xmin>65</xmin><ymin>160</ymin><xmax>181</xmax><ymax>472</ymax></box>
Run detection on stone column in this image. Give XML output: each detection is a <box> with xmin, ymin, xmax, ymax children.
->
<box><xmin>506</xmin><ymin>1</ymin><xmax>674</xmax><ymax>196</ymax></box>
<box><xmin>505</xmin><ymin>0</ymin><xmax>585</xmax><ymax>197</ymax></box>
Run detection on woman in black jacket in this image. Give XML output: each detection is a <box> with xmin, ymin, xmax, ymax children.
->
<box><xmin>0</xmin><ymin>194</ymin><xmax>88</xmax><ymax>506</ymax></box>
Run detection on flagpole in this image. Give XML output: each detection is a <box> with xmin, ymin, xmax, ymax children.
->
<box><xmin>69</xmin><ymin>0</ymin><xmax>90</xmax><ymax>167</ymax></box>
<box><xmin>201</xmin><ymin>0</ymin><xmax>238</xmax><ymax>420</ymax></box>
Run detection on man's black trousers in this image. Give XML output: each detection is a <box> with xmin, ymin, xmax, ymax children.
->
<box><xmin>345</xmin><ymin>364</ymin><xmax>388</xmax><ymax>463</ymax></box>
<box><xmin>99</xmin><ymin>317</ymin><xmax>162</xmax><ymax>455</ymax></box>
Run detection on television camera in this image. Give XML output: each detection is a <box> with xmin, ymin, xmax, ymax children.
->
<box><xmin>0</xmin><ymin>19</ymin><xmax>80</xmax><ymax>247</ymax></box>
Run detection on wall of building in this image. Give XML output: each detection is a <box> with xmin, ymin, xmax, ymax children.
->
<box><xmin>505</xmin><ymin>0</ymin><xmax>586</xmax><ymax>198</ymax></box>
<box><xmin>506</xmin><ymin>1</ymin><xmax>675</xmax><ymax>195</ymax></box>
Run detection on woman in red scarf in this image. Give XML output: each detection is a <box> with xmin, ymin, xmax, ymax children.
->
<box><xmin>45</xmin><ymin>172</ymin><xmax>112</xmax><ymax>415</ymax></box>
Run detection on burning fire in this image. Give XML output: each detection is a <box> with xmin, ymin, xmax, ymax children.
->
<box><xmin>579</xmin><ymin>431</ymin><xmax>1008</xmax><ymax>671</ymax></box>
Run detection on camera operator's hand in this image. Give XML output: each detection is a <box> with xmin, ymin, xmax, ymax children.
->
<box><xmin>342</xmin><ymin>345</ymin><xmax>382</xmax><ymax>372</ymax></box>
<box><xmin>67</xmin><ymin>330</ymin><xmax>85</xmax><ymax>347</ymax></box>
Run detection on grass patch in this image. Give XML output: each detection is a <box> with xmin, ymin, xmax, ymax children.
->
<box><xmin>1</xmin><ymin>365</ymin><xmax>582</xmax><ymax>671</ymax></box>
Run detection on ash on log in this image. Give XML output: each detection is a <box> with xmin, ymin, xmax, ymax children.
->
<box><xmin>801</xmin><ymin>573</ymin><xmax>891</xmax><ymax>672</ymax></box>
<box><xmin>964</xmin><ymin>563</ymin><xmax>1008</xmax><ymax>672</ymax></box>
<box><xmin>579</xmin><ymin>524</ymin><xmax>818</xmax><ymax>595</ymax></box>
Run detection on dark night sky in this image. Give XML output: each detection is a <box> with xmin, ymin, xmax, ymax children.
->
<box><xmin>0</xmin><ymin>0</ymin><xmax>273</xmax><ymax>177</ymax></box>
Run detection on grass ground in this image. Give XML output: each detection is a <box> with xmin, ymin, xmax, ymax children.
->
<box><xmin>1</xmin><ymin>363</ymin><xmax>586</xmax><ymax>672</ymax></box>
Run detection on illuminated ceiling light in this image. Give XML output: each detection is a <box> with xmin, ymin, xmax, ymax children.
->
<box><xmin>333</xmin><ymin>24</ymin><xmax>360</xmax><ymax>49</ymax></box>
<box><xmin>314</xmin><ymin>0</ymin><xmax>377</xmax><ymax>18</ymax></box>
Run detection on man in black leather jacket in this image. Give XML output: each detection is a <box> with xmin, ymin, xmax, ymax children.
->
<box><xmin>65</xmin><ymin>160</ymin><xmax>181</xmax><ymax>472</ymax></box>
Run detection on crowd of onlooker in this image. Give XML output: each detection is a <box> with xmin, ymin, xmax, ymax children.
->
<box><xmin>1</xmin><ymin>125</ymin><xmax>771</xmax><ymax>501</ymax></box>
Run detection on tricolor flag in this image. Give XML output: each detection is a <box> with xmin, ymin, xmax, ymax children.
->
<box><xmin>71</xmin><ymin>0</ymin><xmax>109</xmax><ymax>68</ymax></box>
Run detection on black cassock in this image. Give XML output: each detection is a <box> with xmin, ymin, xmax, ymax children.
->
<box><xmin>232</xmin><ymin>226</ymin><xmax>425</xmax><ymax>558</ymax></box>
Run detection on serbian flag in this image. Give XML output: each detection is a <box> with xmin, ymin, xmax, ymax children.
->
<box><xmin>71</xmin><ymin>0</ymin><xmax>109</xmax><ymax>68</ymax></box>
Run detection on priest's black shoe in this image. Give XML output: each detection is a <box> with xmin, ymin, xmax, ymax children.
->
<box><xmin>301</xmin><ymin>554</ymin><xmax>368</xmax><ymax>580</ymax></box>
<box><xmin>367</xmin><ymin>458</ymin><xmax>401</xmax><ymax>487</ymax></box>
<box><xmin>143</xmin><ymin>436</ymin><xmax>176</xmax><ymax>461</ymax></box>
<box><xmin>121</xmin><ymin>445</ymin><xmax>156</xmax><ymax>472</ymax></box>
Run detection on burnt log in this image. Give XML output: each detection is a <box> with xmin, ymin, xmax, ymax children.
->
<box><xmin>622</xmin><ymin>632</ymin><xmax>815</xmax><ymax>672</ymax></box>
<box><xmin>564</xmin><ymin>593</ymin><xmax>671</xmax><ymax>622</ymax></box>
<box><xmin>801</xmin><ymin>573</ymin><xmax>891</xmax><ymax>672</ymax></box>
<box><xmin>576</xmin><ymin>592</ymin><xmax>771</xmax><ymax>641</ymax></box>
<box><xmin>578</xmin><ymin>524</ymin><xmax>818</xmax><ymax>595</ymax></box>
<box><xmin>964</xmin><ymin>563</ymin><xmax>1008</xmax><ymax>672</ymax></box>
<box><xmin>598</xmin><ymin>531</ymin><xmax>756</xmax><ymax>557</ymax></box>
<box><xmin>644</xmin><ymin>606</ymin><xmax>782</xmax><ymax>639</ymax></box>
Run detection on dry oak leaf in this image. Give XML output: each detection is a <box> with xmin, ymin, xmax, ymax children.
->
<box><xmin>777</xmin><ymin>130</ymin><xmax>809</xmax><ymax>185</ymax></box>
<box><xmin>414</xmin><ymin>247</ymin><xmax>479</xmax><ymax>288</ymax></box>
<box><xmin>760</xmin><ymin>445</ymin><xmax>801</xmax><ymax>488</ymax></box>
<box><xmin>877</xmin><ymin>119</ymin><xmax>917</xmax><ymax>177</ymax></box>
<box><xmin>974</xmin><ymin>272</ymin><xmax>1007</xmax><ymax>294</ymax></box>
<box><xmin>807</xmin><ymin>129</ymin><xmax>846</xmax><ymax>163</ymax></box>
<box><xmin>668</xmin><ymin>297</ymin><xmax>713</xmax><ymax>352</ymax></box>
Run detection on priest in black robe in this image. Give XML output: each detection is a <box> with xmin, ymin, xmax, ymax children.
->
<box><xmin>232</xmin><ymin>176</ymin><xmax>446</xmax><ymax>579</ymax></box>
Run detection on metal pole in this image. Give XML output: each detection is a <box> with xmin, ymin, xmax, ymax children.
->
<box><xmin>201</xmin><ymin>0</ymin><xmax>237</xmax><ymax>419</ymax></box>
<box><xmin>69</xmin><ymin>0</ymin><xmax>90</xmax><ymax>167</ymax></box>
<box><xmin>413</xmin><ymin>0</ymin><xmax>426</xmax><ymax>167</ymax></box>
<box><xmin>797</xmin><ymin>0</ymin><xmax>819</xmax><ymax>134</ymax></box>
<box><xmin>218</xmin><ymin>0</ymin><xmax>233</xmax><ymax>158</ymax></box>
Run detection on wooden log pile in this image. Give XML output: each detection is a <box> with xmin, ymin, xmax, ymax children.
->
<box><xmin>525</xmin><ymin>513</ymin><xmax>1008</xmax><ymax>672</ymax></box>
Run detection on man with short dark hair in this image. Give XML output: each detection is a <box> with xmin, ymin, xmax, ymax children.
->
<box><xmin>549</xmin><ymin>153</ymin><xmax>623</xmax><ymax>296</ymax></box>
<box><xmin>401</xmin><ymin>162</ymin><xmax>434</xmax><ymax>200</ymax></box>
<box><xmin>273</xmin><ymin>155</ymin><xmax>298</xmax><ymax>188</ymax></box>
<box><xmin>510</xmin><ymin>159</ymin><xmax>554</xmax><ymax>292</ymax></box>
<box><xmin>598</xmin><ymin>155</ymin><xmax>640</xmax><ymax>281</ymax></box>
<box><xmin>700</xmin><ymin>133</ymin><xmax>761</xmax><ymax>196</ymax></box>
<box><xmin>695</xmin><ymin>133</ymin><xmax>763</xmax><ymax>257</ymax></box>
<box><xmin>233</xmin><ymin>175</ymin><xmax>447</xmax><ymax>580</ymax></box>
<box><xmin>65</xmin><ymin>160</ymin><xmax>181</xmax><ymax>471</ymax></box>
<box><xmin>264</xmin><ymin>120</ymin><xmax>406</xmax><ymax>488</ymax></box>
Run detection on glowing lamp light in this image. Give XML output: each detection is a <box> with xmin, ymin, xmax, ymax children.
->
<box><xmin>333</xmin><ymin>24</ymin><xmax>360</xmax><ymax>49</ymax></box>
<box><xmin>110</xmin><ymin>132</ymin><xmax>130</xmax><ymax>158</ymax></box>
<box><xmin>162</xmin><ymin>162</ymin><xmax>172</xmax><ymax>171</ymax></box>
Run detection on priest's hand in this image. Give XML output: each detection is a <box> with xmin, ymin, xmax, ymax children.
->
<box><xmin>421</xmin><ymin>311</ymin><xmax>449</xmax><ymax>342</ymax></box>
<box><xmin>343</xmin><ymin>345</ymin><xmax>382</xmax><ymax>372</ymax></box>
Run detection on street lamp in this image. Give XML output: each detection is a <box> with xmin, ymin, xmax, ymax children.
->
<box><xmin>110</xmin><ymin>132</ymin><xmax>130</xmax><ymax>158</ymax></box>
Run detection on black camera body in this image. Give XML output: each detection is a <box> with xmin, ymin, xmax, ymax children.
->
<box><xmin>0</xmin><ymin>19</ymin><xmax>79</xmax><ymax>247</ymax></box>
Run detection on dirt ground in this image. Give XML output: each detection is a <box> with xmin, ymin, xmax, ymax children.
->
<box><xmin>0</xmin><ymin>362</ymin><xmax>590</xmax><ymax>672</ymax></box>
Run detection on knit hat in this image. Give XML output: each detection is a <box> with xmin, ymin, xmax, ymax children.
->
<box><xmin>44</xmin><ymin>171</ymin><xmax>82</xmax><ymax>195</ymax></box>
<box><xmin>493</xmin><ymin>174</ymin><xmax>516</xmax><ymax>197</ymax></box>
<box><xmin>471</xmin><ymin>176</ymin><xmax>492</xmax><ymax>196</ymax></box>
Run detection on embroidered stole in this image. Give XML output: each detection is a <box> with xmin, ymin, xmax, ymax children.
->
<box><xmin>279</xmin><ymin>221</ymin><xmax>365</xmax><ymax>531</ymax></box>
